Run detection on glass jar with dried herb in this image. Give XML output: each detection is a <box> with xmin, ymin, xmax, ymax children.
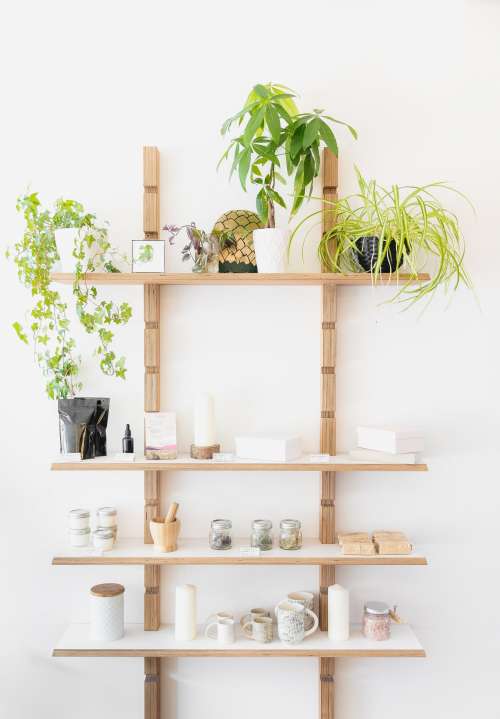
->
<box><xmin>250</xmin><ymin>519</ymin><xmax>273</xmax><ymax>551</ymax></box>
<box><xmin>279</xmin><ymin>519</ymin><xmax>302</xmax><ymax>550</ymax></box>
<box><xmin>209</xmin><ymin>519</ymin><xmax>232</xmax><ymax>550</ymax></box>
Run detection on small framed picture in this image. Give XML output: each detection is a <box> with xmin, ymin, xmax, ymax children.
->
<box><xmin>132</xmin><ymin>240</ymin><xmax>165</xmax><ymax>273</ymax></box>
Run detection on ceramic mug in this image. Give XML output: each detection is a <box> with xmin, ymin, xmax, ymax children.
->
<box><xmin>284</xmin><ymin>591</ymin><xmax>315</xmax><ymax>630</ymax></box>
<box><xmin>149</xmin><ymin>518</ymin><xmax>180</xmax><ymax>552</ymax></box>
<box><xmin>242</xmin><ymin>616</ymin><xmax>273</xmax><ymax>643</ymax></box>
<box><xmin>275</xmin><ymin>600</ymin><xmax>319</xmax><ymax>644</ymax></box>
<box><xmin>240</xmin><ymin>607</ymin><xmax>270</xmax><ymax>628</ymax></box>
<box><xmin>204</xmin><ymin>617</ymin><xmax>235</xmax><ymax>645</ymax></box>
<box><xmin>204</xmin><ymin>611</ymin><xmax>234</xmax><ymax>637</ymax></box>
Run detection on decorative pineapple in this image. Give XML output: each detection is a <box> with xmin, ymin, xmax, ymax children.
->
<box><xmin>212</xmin><ymin>210</ymin><xmax>263</xmax><ymax>273</ymax></box>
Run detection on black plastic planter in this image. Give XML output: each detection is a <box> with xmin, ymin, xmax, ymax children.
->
<box><xmin>354</xmin><ymin>236</ymin><xmax>404</xmax><ymax>273</ymax></box>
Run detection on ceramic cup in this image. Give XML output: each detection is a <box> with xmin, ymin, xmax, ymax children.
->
<box><xmin>204</xmin><ymin>611</ymin><xmax>234</xmax><ymax>637</ymax></box>
<box><xmin>275</xmin><ymin>600</ymin><xmax>318</xmax><ymax>644</ymax></box>
<box><xmin>204</xmin><ymin>617</ymin><xmax>235</xmax><ymax>645</ymax></box>
<box><xmin>242</xmin><ymin>616</ymin><xmax>273</xmax><ymax>643</ymax></box>
<box><xmin>240</xmin><ymin>607</ymin><xmax>270</xmax><ymax>628</ymax></box>
<box><xmin>149</xmin><ymin>518</ymin><xmax>180</xmax><ymax>552</ymax></box>
<box><xmin>285</xmin><ymin>591</ymin><xmax>315</xmax><ymax>630</ymax></box>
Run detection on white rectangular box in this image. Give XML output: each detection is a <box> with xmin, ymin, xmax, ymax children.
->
<box><xmin>349</xmin><ymin>448</ymin><xmax>419</xmax><ymax>464</ymax></box>
<box><xmin>356</xmin><ymin>427</ymin><xmax>424</xmax><ymax>454</ymax></box>
<box><xmin>235</xmin><ymin>434</ymin><xmax>302</xmax><ymax>462</ymax></box>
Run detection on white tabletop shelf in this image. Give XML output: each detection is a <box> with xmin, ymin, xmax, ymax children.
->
<box><xmin>52</xmin><ymin>537</ymin><xmax>428</xmax><ymax>566</ymax></box>
<box><xmin>53</xmin><ymin>622</ymin><xmax>425</xmax><ymax>658</ymax></box>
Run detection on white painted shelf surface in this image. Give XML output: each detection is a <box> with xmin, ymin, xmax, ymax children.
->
<box><xmin>52</xmin><ymin>537</ymin><xmax>427</xmax><ymax>566</ymax></box>
<box><xmin>53</xmin><ymin>622</ymin><xmax>425</xmax><ymax>657</ymax></box>
<box><xmin>51</xmin><ymin>453</ymin><xmax>428</xmax><ymax>472</ymax></box>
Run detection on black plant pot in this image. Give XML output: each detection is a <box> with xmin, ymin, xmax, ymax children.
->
<box><xmin>354</xmin><ymin>236</ymin><xmax>403</xmax><ymax>273</ymax></box>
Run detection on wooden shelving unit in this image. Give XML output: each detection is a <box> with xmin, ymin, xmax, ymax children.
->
<box><xmin>53</xmin><ymin>623</ymin><xmax>425</xmax><ymax>658</ymax></box>
<box><xmin>51</xmin><ymin>147</ymin><xmax>428</xmax><ymax>719</ymax></box>
<box><xmin>51</xmin><ymin>454</ymin><xmax>428</xmax><ymax>472</ymax></box>
<box><xmin>51</xmin><ymin>271</ymin><xmax>430</xmax><ymax>286</ymax></box>
<box><xmin>52</xmin><ymin>538</ymin><xmax>428</xmax><ymax>566</ymax></box>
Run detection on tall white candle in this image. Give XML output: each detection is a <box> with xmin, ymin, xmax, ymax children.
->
<box><xmin>175</xmin><ymin>584</ymin><xmax>197</xmax><ymax>641</ymax></box>
<box><xmin>194</xmin><ymin>393</ymin><xmax>215</xmax><ymax>446</ymax></box>
<box><xmin>328</xmin><ymin>584</ymin><xmax>349</xmax><ymax>641</ymax></box>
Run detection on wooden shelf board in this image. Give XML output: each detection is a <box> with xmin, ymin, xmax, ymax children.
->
<box><xmin>50</xmin><ymin>272</ymin><xmax>431</xmax><ymax>287</ymax></box>
<box><xmin>53</xmin><ymin>623</ymin><xmax>425</xmax><ymax>658</ymax></box>
<box><xmin>51</xmin><ymin>453</ymin><xmax>428</xmax><ymax>472</ymax></box>
<box><xmin>52</xmin><ymin>537</ymin><xmax>427</xmax><ymax>566</ymax></box>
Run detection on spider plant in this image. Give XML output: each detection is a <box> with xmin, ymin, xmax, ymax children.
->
<box><xmin>290</xmin><ymin>168</ymin><xmax>473</xmax><ymax>307</ymax></box>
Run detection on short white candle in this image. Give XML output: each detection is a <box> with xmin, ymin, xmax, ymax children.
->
<box><xmin>194</xmin><ymin>393</ymin><xmax>215</xmax><ymax>446</ymax></box>
<box><xmin>328</xmin><ymin>584</ymin><xmax>349</xmax><ymax>641</ymax></box>
<box><xmin>175</xmin><ymin>584</ymin><xmax>197</xmax><ymax>641</ymax></box>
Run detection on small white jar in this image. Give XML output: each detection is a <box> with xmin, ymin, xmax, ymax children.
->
<box><xmin>90</xmin><ymin>583</ymin><xmax>124</xmax><ymax>641</ymax></box>
<box><xmin>68</xmin><ymin>508</ymin><xmax>90</xmax><ymax>530</ymax></box>
<box><xmin>97</xmin><ymin>506</ymin><xmax>117</xmax><ymax>528</ymax></box>
<box><xmin>93</xmin><ymin>528</ymin><xmax>115</xmax><ymax>552</ymax></box>
<box><xmin>69</xmin><ymin>527</ymin><xmax>91</xmax><ymax>547</ymax></box>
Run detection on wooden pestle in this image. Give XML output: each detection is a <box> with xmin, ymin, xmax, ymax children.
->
<box><xmin>165</xmin><ymin>502</ymin><xmax>179</xmax><ymax>524</ymax></box>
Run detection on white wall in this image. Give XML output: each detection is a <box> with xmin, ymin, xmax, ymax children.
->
<box><xmin>0</xmin><ymin>0</ymin><xmax>499</xmax><ymax>717</ymax></box>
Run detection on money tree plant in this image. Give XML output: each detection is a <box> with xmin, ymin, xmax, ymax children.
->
<box><xmin>219</xmin><ymin>83</ymin><xmax>357</xmax><ymax>227</ymax></box>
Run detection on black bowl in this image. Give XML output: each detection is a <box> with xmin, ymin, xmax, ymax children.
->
<box><xmin>354</xmin><ymin>236</ymin><xmax>404</xmax><ymax>273</ymax></box>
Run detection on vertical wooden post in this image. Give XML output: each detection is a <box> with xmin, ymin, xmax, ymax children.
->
<box><xmin>143</xmin><ymin>146</ymin><xmax>161</xmax><ymax>719</ymax></box>
<box><xmin>319</xmin><ymin>148</ymin><xmax>338</xmax><ymax>719</ymax></box>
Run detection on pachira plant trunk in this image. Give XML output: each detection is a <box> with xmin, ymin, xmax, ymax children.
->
<box><xmin>267</xmin><ymin>200</ymin><xmax>276</xmax><ymax>229</ymax></box>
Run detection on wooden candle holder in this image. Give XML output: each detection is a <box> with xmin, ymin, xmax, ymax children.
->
<box><xmin>190</xmin><ymin>443</ymin><xmax>220</xmax><ymax>460</ymax></box>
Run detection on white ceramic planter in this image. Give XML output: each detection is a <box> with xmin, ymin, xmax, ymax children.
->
<box><xmin>253</xmin><ymin>228</ymin><xmax>288</xmax><ymax>273</ymax></box>
<box><xmin>54</xmin><ymin>228</ymin><xmax>81</xmax><ymax>272</ymax></box>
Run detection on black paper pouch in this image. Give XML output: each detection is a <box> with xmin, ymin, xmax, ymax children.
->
<box><xmin>58</xmin><ymin>398</ymin><xmax>110</xmax><ymax>459</ymax></box>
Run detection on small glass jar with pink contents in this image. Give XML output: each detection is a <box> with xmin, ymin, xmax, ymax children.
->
<box><xmin>362</xmin><ymin>601</ymin><xmax>391</xmax><ymax>641</ymax></box>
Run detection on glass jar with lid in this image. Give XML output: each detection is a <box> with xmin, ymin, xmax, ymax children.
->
<box><xmin>93</xmin><ymin>528</ymin><xmax>115</xmax><ymax>552</ymax></box>
<box><xmin>68</xmin><ymin>508</ymin><xmax>90</xmax><ymax>530</ymax></box>
<box><xmin>209</xmin><ymin>519</ymin><xmax>232</xmax><ymax>550</ymax></box>
<box><xmin>362</xmin><ymin>601</ymin><xmax>391</xmax><ymax>641</ymax></box>
<box><xmin>250</xmin><ymin>519</ymin><xmax>273</xmax><ymax>551</ymax></box>
<box><xmin>69</xmin><ymin>526</ymin><xmax>91</xmax><ymax>547</ymax></box>
<box><xmin>97</xmin><ymin>506</ymin><xmax>117</xmax><ymax>528</ymax></box>
<box><xmin>279</xmin><ymin>519</ymin><xmax>302</xmax><ymax>550</ymax></box>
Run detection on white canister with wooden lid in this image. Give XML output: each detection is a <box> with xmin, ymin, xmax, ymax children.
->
<box><xmin>90</xmin><ymin>583</ymin><xmax>125</xmax><ymax>641</ymax></box>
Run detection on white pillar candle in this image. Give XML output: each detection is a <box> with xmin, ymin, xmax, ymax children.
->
<box><xmin>328</xmin><ymin>584</ymin><xmax>349</xmax><ymax>641</ymax></box>
<box><xmin>175</xmin><ymin>584</ymin><xmax>197</xmax><ymax>641</ymax></box>
<box><xmin>194</xmin><ymin>393</ymin><xmax>215</xmax><ymax>446</ymax></box>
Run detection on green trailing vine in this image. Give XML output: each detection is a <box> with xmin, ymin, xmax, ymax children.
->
<box><xmin>9</xmin><ymin>193</ymin><xmax>131</xmax><ymax>398</ymax></box>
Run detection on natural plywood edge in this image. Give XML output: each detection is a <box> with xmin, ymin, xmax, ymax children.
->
<box><xmin>51</xmin><ymin>538</ymin><xmax>428</xmax><ymax>566</ymax></box>
<box><xmin>52</xmin><ymin>624</ymin><xmax>426</xmax><ymax>658</ymax></box>
<box><xmin>50</xmin><ymin>456</ymin><xmax>428</xmax><ymax>472</ymax></box>
<box><xmin>50</xmin><ymin>272</ymin><xmax>431</xmax><ymax>286</ymax></box>
<box><xmin>54</xmin><ymin>647</ymin><xmax>426</xmax><ymax>658</ymax></box>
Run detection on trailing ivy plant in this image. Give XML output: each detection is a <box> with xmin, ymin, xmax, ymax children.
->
<box><xmin>218</xmin><ymin>83</ymin><xmax>357</xmax><ymax>227</ymax></box>
<box><xmin>8</xmin><ymin>193</ymin><xmax>131</xmax><ymax>398</ymax></box>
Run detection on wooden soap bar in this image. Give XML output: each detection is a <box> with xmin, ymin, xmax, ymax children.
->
<box><xmin>372</xmin><ymin>531</ymin><xmax>408</xmax><ymax>542</ymax></box>
<box><xmin>338</xmin><ymin>532</ymin><xmax>371</xmax><ymax>545</ymax></box>
<box><xmin>341</xmin><ymin>540</ymin><xmax>376</xmax><ymax>556</ymax></box>
<box><xmin>375</xmin><ymin>540</ymin><xmax>413</xmax><ymax>555</ymax></box>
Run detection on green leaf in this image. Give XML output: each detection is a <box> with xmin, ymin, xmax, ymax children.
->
<box><xmin>12</xmin><ymin>321</ymin><xmax>28</xmax><ymax>344</ymax></box>
<box><xmin>256</xmin><ymin>188</ymin><xmax>268</xmax><ymax>225</ymax></box>
<box><xmin>290</xmin><ymin>124</ymin><xmax>306</xmax><ymax>159</ymax></box>
<box><xmin>266</xmin><ymin>105</ymin><xmax>281</xmax><ymax>145</ymax></box>
<box><xmin>243</xmin><ymin>107</ymin><xmax>265</xmax><ymax>146</ymax></box>
<box><xmin>253</xmin><ymin>84</ymin><xmax>269</xmax><ymax>99</ymax></box>
<box><xmin>267</xmin><ymin>188</ymin><xmax>287</xmax><ymax>209</ymax></box>
<box><xmin>318</xmin><ymin>121</ymin><xmax>339</xmax><ymax>156</ymax></box>
<box><xmin>238</xmin><ymin>147</ymin><xmax>251</xmax><ymax>190</ymax></box>
<box><xmin>302</xmin><ymin>117</ymin><xmax>320</xmax><ymax>149</ymax></box>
